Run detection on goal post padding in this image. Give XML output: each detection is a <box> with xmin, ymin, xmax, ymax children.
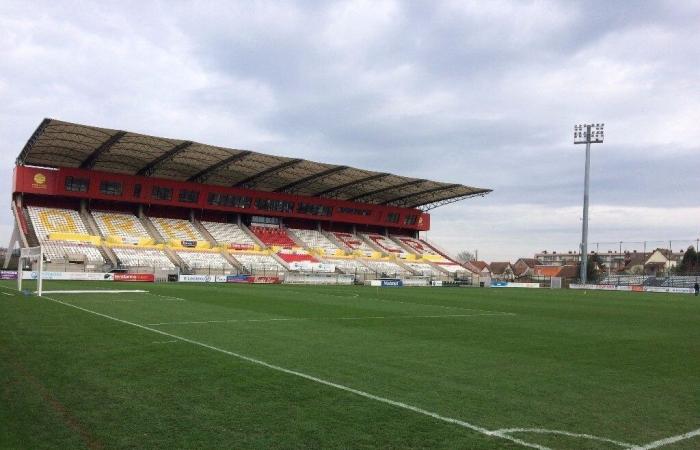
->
<box><xmin>19</xmin><ymin>246</ymin><xmax>43</xmax><ymax>296</ymax></box>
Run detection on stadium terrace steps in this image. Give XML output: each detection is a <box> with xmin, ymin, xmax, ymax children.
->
<box><xmin>80</xmin><ymin>209</ymin><xmax>118</xmax><ymax>266</ymax></box>
<box><xmin>192</xmin><ymin>219</ymin><xmax>218</xmax><ymax>246</ymax></box>
<box><xmin>12</xmin><ymin>203</ymin><xmax>31</xmax><ymax>248</ymax></box>
<box><xmin>139</xmin><ymin>213</ymin><xmax>166</xmax><ymax>243</ymax></box>
<box><xmin>238</xmin><ymin>223</ymin><xmax>267</xmax><ymax>249</ymax></box>
<box><xmin>322</xmin><ymin>231</ymin><xmax>351</xmax><ymax>255</ymax></box>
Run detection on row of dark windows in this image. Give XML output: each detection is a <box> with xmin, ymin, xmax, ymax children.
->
<box><xmin>337</xmin><ymin>206</ymin><xmax>371</xmax><ymax>216</ymax></box>
<box><xmin>64</xmin><ymin>177</ymin><xmax>421</xmax><ymax>224</ymax></box>
<box><xmin>386</xmin><ymin>212</ymin><xmax>400</xmax><ymax>223</ymax></box>
<box><xmin>254</xmin><ymin>198</ymin><xmax>294</xmax><ymax>213</ymax></box>
<box><xmin>208</xmin><ymin>193</ymin><xmax>252</xmax><ymax>209</ymax></box>
<box><xmin>404</xmin><ymin>215</ymin><xmax>418</xmax><ymax>225</ymax></box>
<box><xmin>297</xmin><ymin>202</ymin><xmax>333</xmax><ymax>217</ymax></box>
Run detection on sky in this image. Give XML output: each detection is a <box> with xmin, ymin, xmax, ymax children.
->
<box><xmin>1</xmin><ymin>0</ymin><xmax>698</xmax><ymax>261</ymax></box>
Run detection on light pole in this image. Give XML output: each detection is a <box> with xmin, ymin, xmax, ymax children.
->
<box><xmin>574</xmin><ymin>123</ymin><xmax>604</xmax><ymax>283</ymax></box>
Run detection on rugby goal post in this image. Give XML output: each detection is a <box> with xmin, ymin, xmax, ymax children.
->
<box><xmin>19</xmin><ymin>246</ymin><xmax>43</xmax><ymax>296</ymax></box>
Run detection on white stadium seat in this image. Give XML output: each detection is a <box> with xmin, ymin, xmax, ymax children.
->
<box><xmin>361</xmin><ymin>260</ymin><xmax>409</xmax><ymax>275</ymax></box>
<box><xmin>111</xmin><ymin>247</ymin><xmax>175</xmax><ymax>269</ymax></box>
<box><xmin>290</xmin><ymin>229</ymin><xmax>342</xmax><ymax>256</ymax></box>
<box><xmin>362</xmin><ymin>233</ymin><xmax>410</xmax><ymax>257</ymax></box>
<box><xmin>26</xmin><ymin>206</ymin><xmax>104</xmax><ymax>263</ymax></box>
<box><xmin>42</xmin><ymin>240</ymin><xmax>104</xmax><ymax>263</ymax></box>
<box><xmin>176</xmin><ymin>251</ymin><xmax>233</xmax><ymax>270</ymax></box>
<box><xmin>200</xmin><ymin>221</ymin><xmax>256</xmax><ymax>247</ymax></box>
<box><xmin>92</xmin><ymin>210</ymin><xmax>150</xmax><ymax>240</ymax></box>
<box><xmin>404</xmin><ymin>262</ymin><xmax>442</xmax><ymax>276</ymax></box>
<box><xmin>324</xmin><ymin>258</ymin><xmax>371</xmax><ymax>274</ymax></box>
<box><xmin>232</xmin><ymin>254</ymin><xmax>285</xmax><ymax>272</ymax></box>
<box><xmin>27</xmin><ymin>206</ymin><xmax>89</xmax><ymax>239</ymax></box>
<box><xmin>150</xmin><ymin>217</ymin><xmax>204</xmax><ymax>241</ymax></box>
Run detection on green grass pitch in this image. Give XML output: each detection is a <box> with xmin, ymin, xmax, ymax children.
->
<box><xmin>1</xmin><ymin>280</ymin><xmax>699</xmax><ymax>449</ymax></box>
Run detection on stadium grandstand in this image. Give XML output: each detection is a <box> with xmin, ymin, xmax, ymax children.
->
<box><xmin>5</xmin><ymin>118</ymin><xmax>491</xmax><ymax>281</ymax></box>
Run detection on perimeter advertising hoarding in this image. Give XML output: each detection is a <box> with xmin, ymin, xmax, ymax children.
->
<box><xmin>0</xmin><ymin>271</ymin><xmax>18</xmax><ymax>280</ymax></box>
<box><xmin>570</xmin><ymin>284</ymin><xmax>694</xmax><ymax>294</ymax></box>
<box><xmin>178</xmin><ymin>275</ymin><xmax>228</xmax><ymax>283</ymax></box>
<box><xmin>112</xmin><ymin>273</ymin><xmax>155</xmax><ymax>282</ymax></box>
<box><xmin>22</xmin><ymin>271</ymin><xmax>113</xmax><ymax>281</ymax></box>
<box><xmin>225</xmin><ymin>275</ymin><xmax>281</xmax><ymax>284</ymax></box>
<box><xmin>369</xmin><ymin>279</ymin><xmax>403</xmax><ymax>287</ymax></box>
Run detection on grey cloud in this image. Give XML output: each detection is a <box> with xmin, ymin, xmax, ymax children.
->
<box><xmin>0</xmin><ymin>0</ymin><xmax>698</xmax><ymax>261</ymax></box>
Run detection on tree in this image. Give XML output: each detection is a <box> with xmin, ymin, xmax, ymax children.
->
<box><xmin>586</xmin><ymin>255</ymin><xmax>601</xmax><ymax>282</ymax></box>
<box><xmin>678</xmin><ymin>246</ymin><xmax>698</xmax><ymax>274</ymax></box>
<box><xmin>456</xmin><ymin>250</ymin><xmax>476</xmax><ymax>263</ymax></box>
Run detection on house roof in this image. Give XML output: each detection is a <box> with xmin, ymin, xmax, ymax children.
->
<box><xmin>468</xmin><ymin>261</ymin><xmax>490</xmax><ymax>272</ymax></box>
<box><xmin>489</xmin><ymin>262</ymin><xmax>512</xmax><ymax>274</ymax></box>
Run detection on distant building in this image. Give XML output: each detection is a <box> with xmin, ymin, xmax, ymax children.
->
<box><xmin>465</xmin><ymin>261</ymin><xmax>491</xmax><ymax>278</ymax></box>
<box><xmin>533</xmin><ymin>265</ymin><xmax>579</xmax><ymax>279</ymax></box>
<box><xmin>489</xmin><ymin>262</ymin><xmax>514</xmax><ymax>281</ymax></box>
<box><xmin>513</xmin><ymin>258</ymin><xmax>538</xmax><ymax>277</ymax></box>
<box><xmin>536</xmin><ymin>248</ymin><xmax>684</xmax><ymax>275</ymax></box>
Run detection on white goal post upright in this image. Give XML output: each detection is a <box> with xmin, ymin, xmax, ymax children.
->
<box><xmin>19</xmin><ymin>246</ymin><xmax>43</xmax><ymax>297</ymax></box>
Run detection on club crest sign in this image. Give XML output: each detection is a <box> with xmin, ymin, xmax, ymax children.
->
<box><xmin>32</xmin><ymin>173</ymin><xmax>47</xmax><ymax>189</ymax></box>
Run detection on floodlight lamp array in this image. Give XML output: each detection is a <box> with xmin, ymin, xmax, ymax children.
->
<box><xmin>574</xmin><ymin>123</ymin><xmax>604</xmax><ymax>144</ymax></box>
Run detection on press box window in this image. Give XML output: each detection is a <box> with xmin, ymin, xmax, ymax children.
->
<box><xmin>64</xmin><ymin>177</ymin><xmax>89</xmax><ymax>193</ymax></box>
<box><xmin>151</xmin><ymin>186</ymin><xmax>173</xmax><ymax>201</ymax></box>
<box><xmin>254</xmin><ymin>198</ymin><xmax>294</xmax><ymax>213</ymax></box>
<box><xmin>386</xmin><ymin>212</ymin><xmax>400</xmax><ymax>223</ymax></box>
<box><xmin>99</xmin><ymin>181</ymin><xmax>122</xmax><ymax>196</ymax></box>
<box><xmin>178</xmin><ymin>189</ymin><xmax>199</xmax><ymax>203</ymax></box>
<box><xmin>404</xmin><ymin>215</ymin><xmax>418</xmax><ymax>225</ymax></box>
<box><xmin>207</xmin><ymin>193</ymin><xmax>251</xmax><ymax>209</ymax></box>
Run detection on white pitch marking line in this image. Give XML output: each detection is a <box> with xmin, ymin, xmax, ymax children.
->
<box><xmin>41</xmin><ymin>290</ymin><xmax>148</xmax><ymax>294</ymax></box>
<box><xmin>151</xmin><ymin>340</ymin><xmax>178</xmax><ymax>345</ymax></box>
<box><xmin>38</xmin><ymin>293</ymin><xmax>547</xmax><ymax>450</ymax></box>
<box><xmin>1</xmin><ymin>292</ymin><xmax>13</xmax><ymax>296</ymax></box>
<box><xmin>147</xmin><ymin>312</ymin><xmax>515</xmax><ymax>326</ymax></box>
<box><xmin>495</xmin><ymin>428</ymin><xmax>636</xmax><ymax>448</ymax></box>
<box><xmin>276</xmin><ymin>288</ymin><xmax>510</xmax><ymax>315</ymax></box>
<box><xmin>631</xmin><ymin>427</ymin><xmax>700</xmax><ymax>450</ymax></box>
<box><xmin>146</xmin><ymin>293</ymin><xmax>187</xmax><ymax>302</ymax></box>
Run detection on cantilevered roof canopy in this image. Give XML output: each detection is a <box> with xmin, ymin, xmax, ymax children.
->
<box><xmin>16</xmin><ymin>118</ymin><xmax>491</xmax><ymax>210</ymax></box>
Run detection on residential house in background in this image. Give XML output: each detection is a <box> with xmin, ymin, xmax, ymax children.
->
<box><xmin>490</xmin><ymin>262</ymin><xmax>514</xmax><ymax>281</ymax></box>
<box><xmin>513</xmin><ymin>258</ymin><xmax>538</xmax><ymax>278</ymax></box>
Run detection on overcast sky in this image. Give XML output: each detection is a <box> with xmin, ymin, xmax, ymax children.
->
<box><xmin>1</xmin><ymin>0</ymin><xmax>698</xmax><ymax>261</ymax></box>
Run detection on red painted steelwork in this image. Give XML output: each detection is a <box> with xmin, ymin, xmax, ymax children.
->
<box><xmin>14</xmin><ymin>166</ymin><xmax>430</xmax><ymax>231</ymax></box>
